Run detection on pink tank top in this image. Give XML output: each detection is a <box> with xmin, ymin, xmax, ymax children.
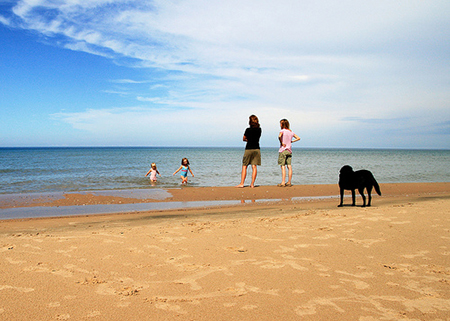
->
<box><xmin>279</xmin><ymin>129</ymin><xmax>295</xmax><ymax>153</ymax></box>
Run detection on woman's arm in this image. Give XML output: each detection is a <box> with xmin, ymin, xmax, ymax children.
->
<box><xmin>278</xmin><ymin>132</ymin><xmax>284</xmax><ymax>147</ymax></box>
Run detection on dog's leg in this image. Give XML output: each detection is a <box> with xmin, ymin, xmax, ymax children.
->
<box><xmin>351</xmin><ymin>189</ymin><xmax>356</xmax><ymax>206</ymax></box>
<box><xmin>358</xmin><ymin>188</ymin><xmax>366</xmax><ymax>207</ymax></box>
<box><xmin>338</xmin><ymin>188</ymin><xmax>344</xmax><ymax>207</ymax></box>
<box><xmin>366</xmin><ymin>185</ymin><xmax>373</xmax><ymax>206</ymax></box>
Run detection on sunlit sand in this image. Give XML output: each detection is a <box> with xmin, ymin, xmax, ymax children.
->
<box><xmin>0</xmin><ymin>183</ymin><xmax>449</xmax><ymax>320</ymax></box>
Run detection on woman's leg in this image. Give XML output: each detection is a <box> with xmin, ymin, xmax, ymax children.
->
<box><xmin>236</xmin><ymin>165</ymin><xmax>247</xmax><ymax>187</ymax></box>
<box><xmin>287</xmin><ymin>165</ymin><xmax>293</xmax><ymax>185</ymax></box>
<box><xmin>280</xmin><ymin>165</ymin><xmax>286</xmax><ymax>186</ymax></box>
<box><xmin>250</xmin><ymin>165</ymin><xmax>258</xmax><ymax>188</ymax></box>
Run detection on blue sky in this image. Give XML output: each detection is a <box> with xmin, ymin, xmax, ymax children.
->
<box><xmin>1</xmin><ymin>0</ymin><xmax>449</xmax><ymax>149</ymax></box>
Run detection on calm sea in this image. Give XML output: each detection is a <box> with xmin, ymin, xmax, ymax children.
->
<box><xmin>0</xmin><ymin>147</ymin><xmax>449</xmax><ymax>195</ymax></box>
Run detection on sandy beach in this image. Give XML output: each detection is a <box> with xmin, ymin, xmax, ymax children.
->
<box><xmin>0</xmin><ymin>183</ymin><xmax>449</xmax><ymax>320</ymax></box>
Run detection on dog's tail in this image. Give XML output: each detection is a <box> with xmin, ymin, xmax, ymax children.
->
<box><xmin>372</xmin><ymin>176</ymin><xmax>381</xmax><ymax>196</ymax></box>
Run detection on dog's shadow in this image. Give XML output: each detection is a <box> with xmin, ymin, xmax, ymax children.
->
<box><xmin>337</xmin><ymin>203</ymin><xmax>369</xmax><ymax>208</ymax></box>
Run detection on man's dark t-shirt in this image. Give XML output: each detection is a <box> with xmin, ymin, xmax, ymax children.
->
<box><xmin>244</xmin><ymin>127</ymin><xmax>262</xmax><ymax>150</ymax></box>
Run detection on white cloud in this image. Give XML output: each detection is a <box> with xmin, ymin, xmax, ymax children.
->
<box><xmin>0</xmin><ymin>15</ymin><xmax>10</xmax><ymax>26</ymax></box>
<box><xmin>3</xmin><ymin>0</ymin><xmax>450</xmax><ymax>148</ymax></box>
<box><xmin>111</xmin><ymin>79</ymin><xmax>149</xmax><ymax>84</ymax></box>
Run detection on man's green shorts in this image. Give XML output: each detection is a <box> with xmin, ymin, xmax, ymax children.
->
<box><xmin>278</xmin><ymin>150</ymin><xmax>292</xmax><ymax>166</ymax></box>
<box><xmin>242</xmin><ymin>149</ymin><xmax>261</xmax><ymax>166</ymax></box>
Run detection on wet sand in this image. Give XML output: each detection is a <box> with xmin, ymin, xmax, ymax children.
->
<box><xmin>0</xmin><ymin>183</ymin><xmax>449</xmax><ymax>320</ymax></box>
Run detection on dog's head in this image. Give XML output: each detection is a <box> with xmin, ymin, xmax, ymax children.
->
<box><xmin>339</xmin><ymin>165</ymin><xmax>354</xmax><ymax>176</ymax></box>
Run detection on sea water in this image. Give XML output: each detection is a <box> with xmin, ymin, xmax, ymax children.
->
<box><xmin>1</xmin><ymin>147</ymin><xmax>449</xmax><ymax>195</ymax></box>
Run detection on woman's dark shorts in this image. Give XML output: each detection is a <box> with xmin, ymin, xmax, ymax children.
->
<box><xmin>242</xmin><ymin>149</ymin><xmax>261</xmax><ymax>166</ymax></box>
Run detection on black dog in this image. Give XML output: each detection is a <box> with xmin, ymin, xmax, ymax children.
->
<box><xmin>338</xmin><ymin>165</ymin><xmax>381</xmax><ymax>207</ymax></box>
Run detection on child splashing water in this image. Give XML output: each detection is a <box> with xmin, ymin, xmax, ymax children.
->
<box><xmin>173</xmin><ymin>158</ymin><xmax>194</xmax><ymax>185</ymax></box>
<box><xmin>145</xmin><ymin>162</ymin><xmax>161</xmax><ymax>184</ymax></box>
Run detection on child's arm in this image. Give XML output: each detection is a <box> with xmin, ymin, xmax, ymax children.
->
<box><xmin>145</xmin><ymin>169</ymin><xmax>152</xmax><ymax>176</ymax></box>
<box><xmin>173</xmin><ymin>166</ymin><xmax>182</xmax><ymax>175</ymax></box>
<box><xmin>157</xmin><ymin>170</ymin><xmax>161</xmax><ymax>176</ymax></box>
<box><xmin>292</xmin><ymin>134</ymin><xmax>301</xmax><ymax>143</ymax></box>
<box><xmin>188</xmin><ymin>166</ymin><xmax>194</xmax><ymax>177</ymax></box>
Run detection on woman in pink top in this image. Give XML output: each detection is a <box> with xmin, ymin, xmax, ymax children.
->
<box><xmin>278</xmin><ymin>119</ymin><xmax>301</xmax><ymax>187</ymax></box>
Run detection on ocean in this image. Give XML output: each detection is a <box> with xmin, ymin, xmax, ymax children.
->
<box><xmin>1</xmin><ymin>147</ymin><xmax>449</xmax><ymax>195</ymax></box>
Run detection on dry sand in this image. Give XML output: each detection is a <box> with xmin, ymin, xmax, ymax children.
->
<box><xmin>0</xmin><ymin>183</ymin><xmax>449</xmax><ymax>320</ymax></box>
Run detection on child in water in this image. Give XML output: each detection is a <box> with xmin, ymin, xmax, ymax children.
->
<box><xmin>173</xmin><ymin>158</ymin><xmax>194</xmax><ymax>184</ymax></box>
<box><xmin>145</xmin><ymin>163</ymin><xmax>161</xmax><ymax>183</ymax></box>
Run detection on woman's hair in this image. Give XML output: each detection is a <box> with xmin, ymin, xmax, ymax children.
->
<box><xmin>181</xmin><ymin>158</ymin><xmax>190</xmax><ymax>165</ymax></box>
<box><xmin>249</xmin><ymin>115</ymin><xmax>260</xmax><ymax>128</ymax></box>
<box><xmin>280</xmin><ymin>119</ymin><xmax>290</xmax><ymax>130</ymax></box>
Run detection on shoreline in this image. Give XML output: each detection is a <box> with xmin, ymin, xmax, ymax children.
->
<box><xmin>0</xmin><ymin>182</ymin><xmax>448</xmax><ymax>222</ymax></box>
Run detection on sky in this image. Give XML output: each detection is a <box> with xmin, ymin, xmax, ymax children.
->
<box><xmin>1</xmin><ymin>0</ymin><xmax>449</xmax><ymax>149</ymax></box>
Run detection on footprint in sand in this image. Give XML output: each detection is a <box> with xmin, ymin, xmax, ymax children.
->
<box><xmin>336</xmin><ymin>270</ymin><xmax>374</xmax><ymax>279</ymax></box>
<box><xmin>117</xmin><ymin>301</ymin><xmax>131</xmax><ymax>308</ymax></box>
<box><xmin>294</xmin><ymin>243</ymin><xmax>329</xmax><ymax>249</ymax></box>
<box><xmin>235</xmin><ymin>282</ymin><xmax>279</xmax><ymax>296</ymax></box>
<box><xmin>166</xmin><ymin>254</ymin><xmax>193</xmax><ymax>264</ymax></box>
<box><xmin>145</xmin><ymin>244</ymin><xmax>169</xmax><ymax>252</ymax></box>
<box><xmin>103</xmin><ymin>239</ymin><xmax>123</xmax><ymax>244</ymax></box>
<box><xmin>0</xmin><ymin>285</ymin><xmax>34</xmax><ymax>293</ymax></box>
<box><xmin>22</xmin><ymin>243</ymin><xmax>42</xmax><ymax>250</ymax></box>
<box><xmin>154</xmin><ymin>302</ymin><xmax>186</xmax><ymax>314</ymax></box>
<box><xmin>274</xmin><ymin>245</ymin><xmax>296</xmax><ymax>253</ymax></box>
<box><xmin>295</xmin><ymin>298</ymin><xmax>345</xmax><ymax>316</ymax></box>
<box><xmin>86</xmin><ymin>311</ymin><xmax>101</xmax><ymax>317</ymax></box>
<box><xmin>403</xmin><ymin>297</ymin><xmax>450</xmax><ymax>314</ymax></box>
<box><xmin>313</xmin><ymin>234</ymin><xmax>337</xmax><ymax>240</ymax></box>
<box><xmin>401</xmin><ymin>250</ymin><xmax>429</xmax><ymax>259</ymax></box>
<box><xmin>96</xmin><ymin>283</ymin><xmax>116</xmax><ymax>296</ymax></box>
<box><xmin>159</xmin><ymin>236</ymin><xmax>186</xmax><ymax>243</ymax></box>
<box><xmin>256</xmin><ymin>259</ymin><xmax>308</xmax><ymax>271</ymax></box>
<box><xmin>174</xmin><ymin>267</ymin><xmax>226</xmax><ymax>290</ymax></box>
<box><xmin>5</xmin><ymin>257</ymin><xmax>26</xmax><ymax>264</ymax></box>
<box><xmin>343</xmin><ymin>238</ymin><xmax>385</xmax><ymax>248</ymax></box>
<box><xmin>339</xmin><ymin>278</ymin><xmax>370</xmax><ymax>289</ymax></box>
<box><xmin>0</xmin><ymin>245</ymin><xmax>15</xmax><ymax>252</ymax></box>
<box><xmin>225</xmin><ymin>246</ymin><xmax>248</xmax><ymax>253</ymax></box>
